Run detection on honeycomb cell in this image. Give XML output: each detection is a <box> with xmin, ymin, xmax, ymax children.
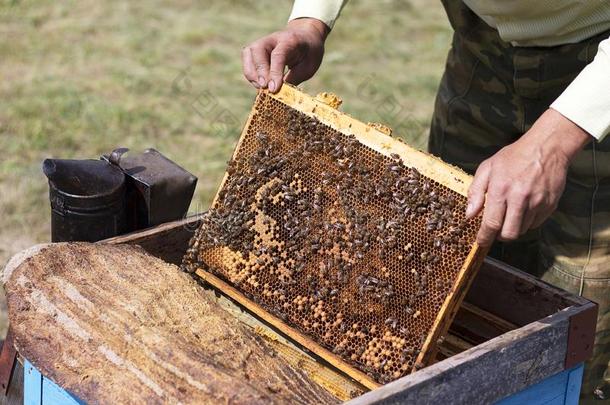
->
<box><xmin>182</xmin><ymin>92</ymin><xmax>481</xmax><ymax>385</ymax></box>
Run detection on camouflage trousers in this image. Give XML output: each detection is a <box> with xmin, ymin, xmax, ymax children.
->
<box><xmin>429</xmin><ymin>1</ymin><xmax>610</xmax><ymax>402</ymax></box>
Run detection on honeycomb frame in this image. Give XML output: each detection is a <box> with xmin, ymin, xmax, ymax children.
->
<box><xmin>183</xmin><ymin>84</ymin><xmax>486</xmax><ymax>389</ymax></box>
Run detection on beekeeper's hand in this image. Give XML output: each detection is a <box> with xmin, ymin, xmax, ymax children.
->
<box><xmin>466</xmin><ymin>109</ymin><xmax>592</xmax><ymax>246</ymax></box>
<box><xmin>242</xmin><ymin>18</ymin><xmax>329</xmax><ymax>93</ymax></box>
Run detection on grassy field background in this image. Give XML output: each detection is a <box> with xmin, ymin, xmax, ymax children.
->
<box><xmin>0</xmin><ymin>0</ymin><xmax>452</xmax><ymax>336</ymax></box>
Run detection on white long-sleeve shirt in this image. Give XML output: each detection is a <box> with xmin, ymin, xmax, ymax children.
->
<box><xmin>289</xmin><ymin>0</ymin><xmax>610</xmax><ymax>141</ymax></box>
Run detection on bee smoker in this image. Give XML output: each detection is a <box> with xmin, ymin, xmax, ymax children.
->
<box><xmin>43</xmin><ymin>158</ymin><xmax>128</xmax><ymax>242</ymax></box>
<box><xmin>43</xmin><ymin>147</ymin><xmax>197</xmax><ymax>242</ymax></box>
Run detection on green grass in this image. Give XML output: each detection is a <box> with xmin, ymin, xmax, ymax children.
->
<box><xmin>0</xmin><ymin>0</ymin><xmax>452</xmax><ymax>335</ymax></box>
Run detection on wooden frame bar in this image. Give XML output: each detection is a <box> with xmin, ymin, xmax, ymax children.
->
<box><xmin>196</xmin><ymin>269</ymin><xmax>378</xmax><ymax>389</ymax></box>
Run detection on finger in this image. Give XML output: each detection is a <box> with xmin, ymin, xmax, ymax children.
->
<box><xmin>519</xmin><ymin>208</ymin><xmax>537</xmax><ymax>235</ymax></box>
<box><xmin>466</xmin><ymin>162</ymin><xmax>490</xmax><ymax>218</ymax></box>
<box><xmin>251</xmin><ymin>41</ymin><xmax>274</xmax><ymax>89</ymax></box>
<box><xmin>498</xmin><ymin>196</ymin><xmax>527</xmax><ymax>241</ymax></box>
<box><xmin>477</xmin><ymin>195</ymin><xmax>506</xmax><ymax>246</ymax></box>
<box><xmin>241</xmin><ymin>47</ymin><xmax>259</xmax><ymax>88</ymax></box>
<box><xmin>530</xmin><ymin>193</ymin><xmax>560</xmax><ymax>229</ymax></box>
<box><xmin>530</xmin><ymin>209</ymin><xmax>552</xmax><ymax>229</ymax></box>
<box><xmin>268</xmin><ymin>45</ymin><xmax>290</xmax><ymax>93</ymax></box>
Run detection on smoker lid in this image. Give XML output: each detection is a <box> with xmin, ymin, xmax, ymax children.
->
<box><xmin>42</xmin><ymin>158</ymin><xmax>125</xmax><ymax>206</ymax></box>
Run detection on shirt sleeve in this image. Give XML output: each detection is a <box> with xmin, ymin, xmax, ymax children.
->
<box><xmin>288</xmin><ymin>0</ymin><xmax>348</xmax><ymax>29</ymax></box>
<box><xmin>551</xmin><ymin>36</ymin><xmax>610</xmax><ymax>141</ymax></box>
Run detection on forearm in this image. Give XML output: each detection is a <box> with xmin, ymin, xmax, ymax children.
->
<box><xmin>551</xmin><ymin>36</ymin><xmax>610</xmax><ymax>141</ymax></box>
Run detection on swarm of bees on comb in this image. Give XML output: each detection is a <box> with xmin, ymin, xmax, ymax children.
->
<box><xmin>182</xmin><ymin>87</ymin><xmax>482</xmax><ymax>385</ymax></box>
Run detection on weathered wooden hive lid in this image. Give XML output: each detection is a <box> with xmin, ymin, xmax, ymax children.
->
<box><xmin>183</xmin><ymin>84</ymin><xmax>485</xmax><ymax>388</ymax></box>
<box><xmin>4</xmin><ymin>243</ymin><xmax>340</xmax><ymax>404</ymax></box>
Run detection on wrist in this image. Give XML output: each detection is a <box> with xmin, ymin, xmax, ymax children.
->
<box><xmin>287</xmin><ymin>17</ymin><xmax>330</xmax><ymax>41</ymax></box>
<box><xmin>548</xmin><ymin>108</ymin><xmax>592</xmax><ymax>162</ymax></box>
<box><xmin>525</xmin><ymin>108</ymin><xmax>592</xmax><ymax>165</ymax></box>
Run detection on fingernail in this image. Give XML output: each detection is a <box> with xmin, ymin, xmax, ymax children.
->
<box><xmin>251</xmin><ymin>80</ymin><xmax>260</xmax><ymax>89</ymax></box>
<box><xmin>268</xmin><ymin>80</ymin><xmax>276</xmax><ymax>92</ymax></box>
<box><xmin>465</xmin><ymin>202</ymin><xmax>473</xmax><ymax>218</ymax></box>
<box><xmin>258</xmin><ymin>76</ymin><xmax>266</xmax><ymax>87</ymax></box>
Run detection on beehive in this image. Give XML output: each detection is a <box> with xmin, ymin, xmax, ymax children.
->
<box><xmin>182</xmin><ymin>84</ymin><xmax>486</xmax><ymax>389</ymax></box>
